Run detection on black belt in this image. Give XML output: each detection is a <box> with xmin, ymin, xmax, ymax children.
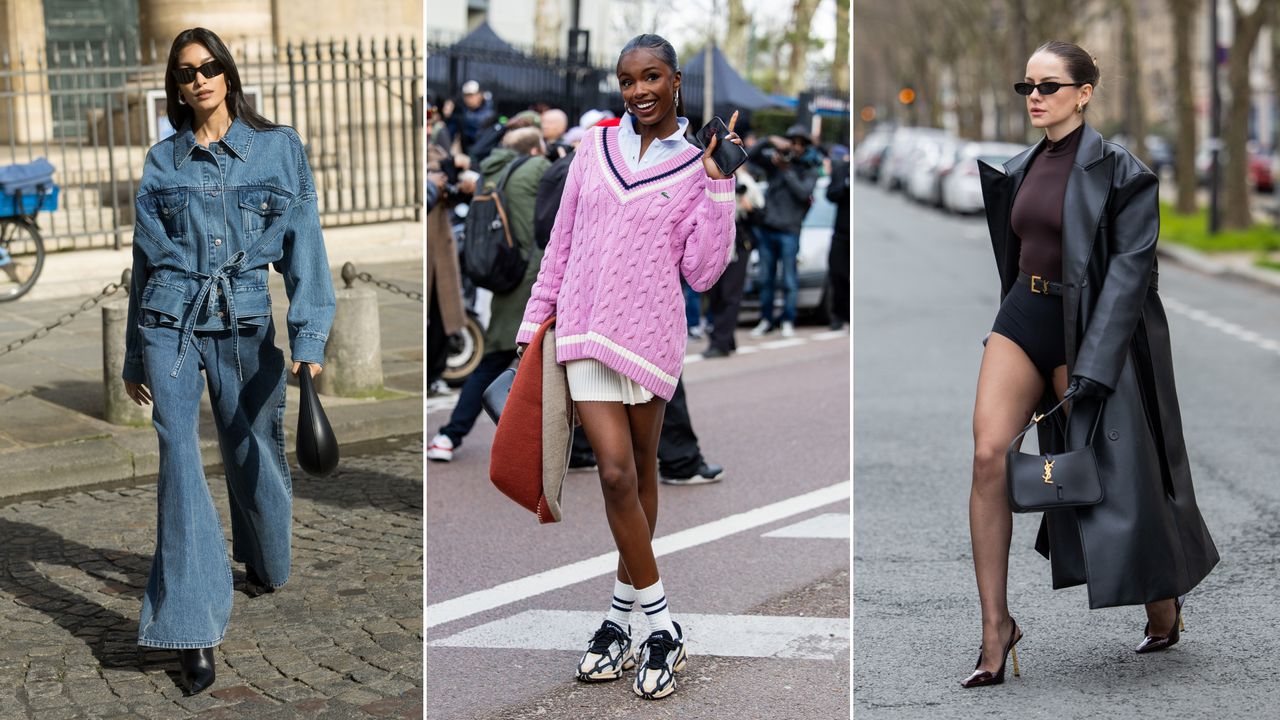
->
<box><xmin>1017</xmin><ymin>271</ymin><xmax>1064</xmax><ymax>296</ymax></box>
<box><xmin>1016</xmin><ymin>269</ymin><xmax>1160</xmax><ymax>295</ymax></box>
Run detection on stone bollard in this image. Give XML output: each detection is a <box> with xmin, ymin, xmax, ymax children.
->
<box><xmin>102</xmin><ymin>299</ymin><xmax>151</xmax><ymax>426</ymax></box>
<box><xmin>318</xmin><ymin>267</ymin><xmax>383</xmax><ymax>397</ymax></box>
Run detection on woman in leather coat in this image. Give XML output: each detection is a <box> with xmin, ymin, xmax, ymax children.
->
<box><xmin>965</xmin><ymin>41</ymin><xmax>1218</xmax><ymax>688</ymax></box>
<box><xmin>121</xmin><ymin>27</ymin><xmax>335</xmax><ymax>696</ymax></box>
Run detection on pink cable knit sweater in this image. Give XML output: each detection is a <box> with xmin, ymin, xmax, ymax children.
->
<box><xmin>517</xmin><ymin>125</ymin><xmax>737</xmax><ymax>401</ymax></box>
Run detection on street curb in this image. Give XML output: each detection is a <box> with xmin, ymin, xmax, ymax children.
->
<box><xmin>1156</xmin><ymin>242</ymin><xmax>1280</xmax><ymax>291</ymax></box>
<box><xmin>0</xmin><ymin>394</ymin><xmax>422</xmax><ymax>503</ymax></box>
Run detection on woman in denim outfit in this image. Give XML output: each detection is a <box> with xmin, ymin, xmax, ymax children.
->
<box><xmin>121</xmin><ymin>27</ymin><xmax>335</xmax><ymax>696</ymax></box>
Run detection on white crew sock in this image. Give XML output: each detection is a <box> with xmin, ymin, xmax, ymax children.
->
<box><xmin>635</xmin><ymin>579</ymin><xmax>677</xmax><ymax>638</ymax></box>
<box><xmin>606</xmin><ymin>579</ymin><xmax>635</xmax><ymax>629</ymax></box>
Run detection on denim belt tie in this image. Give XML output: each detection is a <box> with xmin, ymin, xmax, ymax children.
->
<box><xmin>169</xmin><ymin>251</ymin><xmax>246</xmax><ymax>380</ymax></box>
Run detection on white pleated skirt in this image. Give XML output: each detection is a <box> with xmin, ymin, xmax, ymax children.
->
<box><xmin>565</xmin><ymin>359</ymin><xmax>655</xmax><ymax>405</ymax></box>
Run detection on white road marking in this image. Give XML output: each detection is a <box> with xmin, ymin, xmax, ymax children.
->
<box><xmin>757</xmin><ymin>338</ymin><xmax>807</xmax><ymax>350</ymax></box>
<box><xmin>811</xmin><ymin>330</ymin><xmax>849</xmax><ymax>341</ymax></box>
<box><xmin>1164</xmin><ymin>297</ymin><xmax>1280</xmax><ymax>357</ymax></box>
<box><xmin>429</xmin><ymin>609</ymin><xmax>850</xmax><ymax>661</ymax></box>
<box><xmin>762</xmin><ymin>513</ymin><xmax>851</xmax><ymax>540</ymax></box>
<box><xmin>425</xmin><ymin>481</ymin><xmax>851</xmax><ymax>629</ymax></box>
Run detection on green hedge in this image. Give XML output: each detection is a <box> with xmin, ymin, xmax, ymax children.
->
<box><xmin>1159</xmin><ymin>202</ymin><xmax>1280</xmax><ymax>253</ymax></box>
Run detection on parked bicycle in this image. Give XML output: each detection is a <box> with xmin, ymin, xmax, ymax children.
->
<box><xmin>0</xmin><ymin>158</ymin><xmax>59</xmax><ymax>302</ymax></box>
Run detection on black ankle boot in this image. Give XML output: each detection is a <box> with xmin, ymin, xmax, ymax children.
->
<box><xmin>244</xmin><ymin>565</ymin><xmax>275</xmax><ymax>597</ymax></box>
<box><xmin>179</xmin><ymin>647</ymin><xmax>215</xmax><ymax>695</ymax></box>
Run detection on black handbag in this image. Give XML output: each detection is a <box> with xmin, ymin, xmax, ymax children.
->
<box><xmin>481</xmin><ymin>367</ymin><xmax>516</xmax><ymax>425</ymax></box>
<box><xmin>1006</xmin><ymin>398</ymin><xmax>1104</xmax><ymax>513</ymax></box>
<box><xmin>296</xmin><ymin>363</ymin><xmax>339</xmax><ymax>477</ymax></box>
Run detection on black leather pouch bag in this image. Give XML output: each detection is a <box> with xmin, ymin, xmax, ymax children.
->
<box><xmin>1006</xmin><ymin>398</ymin><xmax>1104</xmax><ymax>513</ymax></box>
<box><xmin>297</xmin><ymin>364</ymin><xmax>339</xmax><ymax>477</ymax></box>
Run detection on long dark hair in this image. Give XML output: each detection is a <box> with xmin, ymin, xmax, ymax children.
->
<box><xmin>617</xmin><ymin>34</ymin><xmax>685</xmax><ymax>118</ymax></box>
<box><xmin>165</xmin><ymin>27</ymin><xmax>278</xmax><ymax>132</ymax></box>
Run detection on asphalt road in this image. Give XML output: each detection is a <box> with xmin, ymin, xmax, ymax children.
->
<box><xmin>853</xmin><ymin>182</ymin><xmax>1280</xmax><ymax>717</ymax></box>
<box><xmin>426</xmin><ymin>327</ymin><xmax>851</xmax><ymax>719</ymax></box>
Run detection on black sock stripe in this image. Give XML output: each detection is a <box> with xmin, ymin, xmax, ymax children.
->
<box><xmin>640</xmin><ymin>596</ymin><xmax>667</xmax><ymax>609</ymax></box>
<box><xmin>611</xmin><ymin>603</ymin><xmax>631</xmax><ymax>612</ymax></box>
<box><xmin>643</xmin><ymin>603</ymin><xmax>668</xmax><ymax>615</ymax></box>
<box><xmin>612</xmin><ymin>596</ymin><xmax>634</xmax><ymax>606</ymax></box>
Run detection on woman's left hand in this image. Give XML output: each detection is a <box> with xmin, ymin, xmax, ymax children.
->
<box><xmin>292</xmin><ymin>361</ymin><xmax>324</xmax><ymax>378</ymax></box>
<box><xmin>702</xmin><ymin>110</ymin><xmax>743</xmax><ymax>180</ymax></box>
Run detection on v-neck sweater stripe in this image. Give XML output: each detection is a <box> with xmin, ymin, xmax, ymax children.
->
<box><xmin>517</xmin><ymin>125</ymin><xmax>737</xmax><ymax>400</ymax></box>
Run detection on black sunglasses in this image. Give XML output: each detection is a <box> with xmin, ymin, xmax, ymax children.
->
<box><xmin>173</xmin><ymin>60</ymin><xmax>226</xmax><ymax>85</ymax></box>
<box><xmin>1014</xmin><ymin>81</ymin><xmax>1087</xmax><ymax>96</ymax></box>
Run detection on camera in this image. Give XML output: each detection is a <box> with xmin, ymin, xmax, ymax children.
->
<box><xmin>762</xmin><ymin>147</ymin><xmax>796</xmax><ymax>164</ymax></box>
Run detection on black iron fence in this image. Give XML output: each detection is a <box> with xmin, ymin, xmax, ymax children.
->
<box><xmin>0</xmin><ymin>36</ymin><xmax>422</xmax><ymax>252</ymax></box>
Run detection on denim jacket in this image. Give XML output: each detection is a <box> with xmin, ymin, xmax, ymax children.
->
<box><xmin>123</xmin><ymin>119</ymin><xmax>335</xmax><ymax>384</ymax></box>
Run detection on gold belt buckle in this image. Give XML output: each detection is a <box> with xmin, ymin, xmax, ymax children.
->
<box><xmin>1030</xmin><ymin>274</ymin><xmax>1046</xmax><ymax>294</ymax></box>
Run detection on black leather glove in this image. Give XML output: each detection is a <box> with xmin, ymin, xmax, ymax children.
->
<box><xmin>1065</xmin><ymin>375</ymin><xmax>1111</xmax><ymax>400</ymax></box>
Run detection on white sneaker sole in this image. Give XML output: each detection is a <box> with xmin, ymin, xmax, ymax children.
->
<box><xmin>426</xmin><ymin>448</ymin><xmax>453</xmax><ymax>462</ymax></box>
<box><xmin>633</xmin><ymin>647</ymin><xmax>687</xmax><ymax>699</ymax></box>
<box><xmin>576</xmin><ymin>655</ymin><xmax>636</xmax><ymax>683</ymax></box>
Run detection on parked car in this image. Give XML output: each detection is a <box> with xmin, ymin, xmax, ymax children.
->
<box><xmin>939</xmin><ymin>141</ymin><xmax>1026</xmax><ymax>214</ymax></box>
<box><xmin>906</xmin><ymin>134</ymin><xmax>962</xmax><ymax>206</ymax></box>
<box><xmin>854</xmin><ymin>125</ymin><xmax>894</xmax><ymax>183</ymax></box>
<box><xmin>879</xmin><ymin>127</ymin><xmax>949</xmax><ymax>192</ymax></box>
<box><xmin>740</xmin><ymin>176</ymin><xmax>835</xmax><ymax>323</ymax></box>
<box><xmin>1195</xmin><ymin>144</ymin><xmax>1274</xmax><ymax>192</ymax></box>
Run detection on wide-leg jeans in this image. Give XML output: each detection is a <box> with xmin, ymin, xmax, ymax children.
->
<box><xmin>136</xmin><ymin>318</ymin><xmax>291</xmax><ymax>649</ymax></box>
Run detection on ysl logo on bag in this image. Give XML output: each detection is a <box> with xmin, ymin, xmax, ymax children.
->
<box><xmin>1042</xmin><ymin>457</ymin><xmax>1055</xmax><ymax>484</ymax></box>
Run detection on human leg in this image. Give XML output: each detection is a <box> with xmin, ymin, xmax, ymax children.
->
<box><xmin>754</xmin><ymin>227</ymin><xmax>780</xmax><ymax>329</ymax></box>
<box><xmin>137</xmin><ymin>326</ymin><xmax>234</xmax><ymax>650</ymax></box>
<box><xmin>778</xmin><ymin>231</ymin><xmax>801</xmax><ymax>324</ymax></box>
<box><xmin>204</xmin><ymin>322</ymin><xmax>292</xmax><ymax>592</ymax></box>
<box><xmin>968</xmin><ymin>332</ymin><xmax>1046</xmax><ymax>677</ymax></box>
<box><xmin>437</xmin><ymin>349</ymin><xmax>518</xmax><ymax>447</ymax></box>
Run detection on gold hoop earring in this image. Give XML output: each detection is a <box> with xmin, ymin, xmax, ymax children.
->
<box><xmin>1076</xmin><ymin>103</ymin><xmax>1084</xmax><ymax>114</ymax></box>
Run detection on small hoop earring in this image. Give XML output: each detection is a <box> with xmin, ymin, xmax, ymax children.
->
<box><xmin>624</xmin><ymin>101</ymin><xmax>629</xmax><ymax>114</ymax></box>
<box><xmin>675</xmin><ymin>90</ymin><xmax>680</xmax><ymax>109</ymax></box>
<box><xmin>1076</xmin><ymin>103</ymin><xmax>1083</xmax><ymax>114</ymax></box>
<box><xmin>178</xmin><ymin>95</ymin><xmax>187</xmax><ymax>106</ymax></box>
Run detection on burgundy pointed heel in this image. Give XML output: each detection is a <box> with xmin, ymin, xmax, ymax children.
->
<box><xmin>1135</xmin><ymin>596</ymin><xmax>1185</xmax><ymax>654</ymax></box>
<box><xmin>960</xmin><ymin>618</ymin><xmax>1022</xmax><ymax>688</ymax></box>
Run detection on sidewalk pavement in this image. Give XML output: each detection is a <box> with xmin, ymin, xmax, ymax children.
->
<box><xmin>0</xmin><ymin>222</ymin><xmax>423</xmax><ymax>502</ymax></box>
<box><xmin>1155</xmin><ymin>242</ymin><xmax>1280</xmax><ymax>292</ymax></box>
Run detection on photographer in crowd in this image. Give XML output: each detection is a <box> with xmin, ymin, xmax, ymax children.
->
<box><xmin>746</xmin><ymin>124</ymin><xmax>821</xmax><ymax>339</ymax></box>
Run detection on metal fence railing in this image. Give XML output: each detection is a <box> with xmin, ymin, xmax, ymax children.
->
<box><xmin>0</xmin><ymin>36</ymin><xmax>422</xmax><ymax>252</ymax></box>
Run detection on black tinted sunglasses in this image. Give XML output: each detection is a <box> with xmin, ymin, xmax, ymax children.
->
<box><xmin>173</xmin><ymin>60</ymin><xmax>226</xmax><ymax>85</ymax></box>
<box><xmin>1014</xmin><ymin>81</ymin><xmax>1087</xmax><ymax>96</ymax></box>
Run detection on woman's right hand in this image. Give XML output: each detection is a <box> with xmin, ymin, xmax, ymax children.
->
<box><xmin>124</xmin><ymin>381</ymin><xmax>153</xmax><ymax>406</ymax></box>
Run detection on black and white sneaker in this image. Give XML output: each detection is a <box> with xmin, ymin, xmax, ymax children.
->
<box><xmin>576</xmin><ymin>620</ymin><xmax>635</xmax><ymax>682</ymax></box>
<box><xmin>633</xmin><ymin>621</ymin><xmax>687</xmax><ymax>699</ymax></box>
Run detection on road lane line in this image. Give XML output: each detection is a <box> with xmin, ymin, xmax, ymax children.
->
<box><xmin>425</xmin><ymin>482</ymin><xmax>850</xmax><ymax>629</ymax></box>
<box><xmin>762</xmin><ymin>512</ymin><xmax>850</xmax><ymax>539</ymax></box>
<box><xmin>430</xmin><ymin>610</ymin><xmax>850</xmax><ymax>661</ymax></box>
<box><xmin>1163</xmin><ymin>297</ymin><xmax>1280</xmax><ymax>357</ymax></box>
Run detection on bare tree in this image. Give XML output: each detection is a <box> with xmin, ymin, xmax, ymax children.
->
<box><xmin>1170</xmin><ymin>0</ymin><xmax>1198</xmax><ymax>214</ymax></box>
<box><xmin>1223</xmin><ymin>0</ymin><xmax>1273</xmax><ymax>230</ymax></box>
<box><xmin>784</xmin><ymin>0</ymin><xmax>823</xmax><ymax>95</ymax></box>
<box><xmin>534</xmin><ymin>0</ymin><xmax>561</xmax><ymax>52</ymax></box>
<box><xmin>834</xmin><ymin>0</ymin><xmax>850</xmax><ymax>94</ymax></box>
<box><xmin>1119</xmin><ymin>0</ymin><xmax>1150</xmax><ymax>166</ymax></box>
<box><xmin>725</xmin><ymin>0</ymin><xmax>751</xmax><ymax>71</ymax></box>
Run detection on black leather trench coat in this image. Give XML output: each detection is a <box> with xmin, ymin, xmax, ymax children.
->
<box><xmin>978</xmin><ymin>123</ymin><xmax>1219</xmax><ymax>609</ymax></box>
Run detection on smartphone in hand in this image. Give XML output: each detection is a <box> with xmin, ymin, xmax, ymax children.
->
<box><xmin>693</xmin><ymin>116</ymin><xmax>748</xmax><ymax>177</ymax></box>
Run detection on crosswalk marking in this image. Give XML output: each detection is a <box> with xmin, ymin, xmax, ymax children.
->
<box><xmin>763</xmin><ymin>513</ymin><xmax>850</xmax><ymax>540</ymax></box>
<box><xmin>429</xmin><ymin>610</ymin><xmax>850</xmax><ymax>661</ymax></box>
<box><xmin>426</xmin><ymin>482</ymin><xmax>850</xmax><ymax>629</ymax></box>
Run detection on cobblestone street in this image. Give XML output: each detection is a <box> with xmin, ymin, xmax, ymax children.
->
<box><xmin>0</xmin><ymin>437</ymin><xmax>423</xmax><ymax>719</ymax></box>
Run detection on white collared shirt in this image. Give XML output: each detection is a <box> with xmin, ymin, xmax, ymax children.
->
<box><xmin>617</xmin><ymin>113</ymin><xmax>692</xmax><ymax>172</ymax></box>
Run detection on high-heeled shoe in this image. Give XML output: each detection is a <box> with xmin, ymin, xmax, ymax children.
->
<box><xmin>1135</xmin><ymin>596</ymin><xmax>1185</xmax><ymax>654</ymax></box>
<box><xmin>244</xmin><ymin>564</ymin><xmax>275</xmax><ymax>597</ymax></box>
<box><xmin>179</xmin><ymin>647</ymin><xmax>216</xmax><ymax>695</ymax></box>
<box><xmin>959</xmin><ymin>618</ymin><xmax>1022</xmax><ymax>688</ymax></box>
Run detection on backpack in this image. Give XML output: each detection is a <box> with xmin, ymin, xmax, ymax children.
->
<box><xmin>463</xmin><ymin>155</ymin><xmax>532</xmax><ymax>293</ymax></box>
<box><xmin>534</xmin><ymin>149</ymin><xmax>574</xmax><ymax>250</ymax></box>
